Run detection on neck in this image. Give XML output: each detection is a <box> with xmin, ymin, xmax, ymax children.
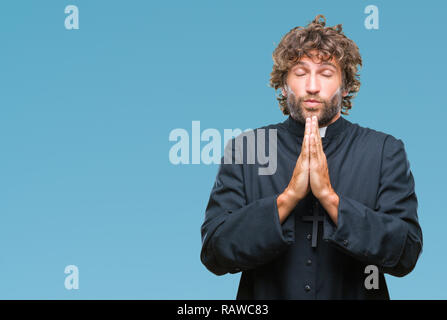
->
<box><xmin>321</xmin><ymin>112</ymin><xmax>341</xmax><ymax>128</ymax></box>
<box><xmin>285</xmin><ymin>112</ymin><xmax>348</xmax><ymax>140</ymax></box>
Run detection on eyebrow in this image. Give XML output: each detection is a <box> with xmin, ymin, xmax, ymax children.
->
<box><xmin>294</xmin><ymin>61</ymin><xmax>337</xmax><ymax>70</ymax></box>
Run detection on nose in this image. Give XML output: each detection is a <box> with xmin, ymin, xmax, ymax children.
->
<box><xmin>306</xmin><ymin>73</ymin><xmax>320</xmax><ymax>95</ymax></box>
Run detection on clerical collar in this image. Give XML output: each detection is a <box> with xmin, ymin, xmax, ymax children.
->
<box><xmin>284</xmin><ymin>115</ymin><xmax>348</xmax><ymax>140</ymax></box>
<box><xmin>319</xmin><ymin>126</ymin><xmax>327</xmax><ymax>137</ymax></box>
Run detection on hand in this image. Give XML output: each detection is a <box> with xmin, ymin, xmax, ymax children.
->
<box><xmin>308</xmin><ymin>116</ymin><xmax>339</xmax><ymax>224</ymax></box>
<box><xmin>278</xmin><ymin>115</ymin><xmax>339</xmax><ymax>225</ymax></box>
<box><xmin>277</xmin><ymin>118</ymin><xmax>312</xmax><ymax>223</ymax></box>
<box><xmin>309</xmin><ymin>116</ymin><xmax>334</xmax><ymax>200</ymax></box>
<box><xmin>283</xmin><ymin>117</ymin><xmax>312</xmax><ymax>203</ymax></box>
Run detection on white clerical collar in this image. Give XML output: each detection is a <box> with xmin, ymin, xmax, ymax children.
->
<box><xmin>320</xmin><ymin>126</ymin><xmax>327</xmax><ymax>137</ymax></box>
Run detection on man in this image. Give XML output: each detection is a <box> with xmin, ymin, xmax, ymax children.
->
<box><xmin>200</xmin><ymin>14</ymin><xmax>422</xmax><ymax>299</ymax></box>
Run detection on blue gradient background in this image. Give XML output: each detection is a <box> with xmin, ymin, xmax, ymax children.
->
<box><xmin>0</xmin><ymin>0</ymin><xmax>443</xmax><ymax>299</ymax></box>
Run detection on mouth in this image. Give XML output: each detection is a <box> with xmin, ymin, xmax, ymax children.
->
<box><xmin>304</xmin><ymin>100</ymin><xmax>321</xmax><ymax>107</ymax></box>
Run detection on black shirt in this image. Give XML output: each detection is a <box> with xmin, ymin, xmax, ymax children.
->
<box><xmin>200</xmin><ymin>115</ymin><xmax>423</xmax><ymax>299</ymax></box>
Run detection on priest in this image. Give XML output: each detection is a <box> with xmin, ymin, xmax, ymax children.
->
<box><xmin>200</xmin><ymin>14</ymin><xmax>422</xmax><ymax>299</ymax></box>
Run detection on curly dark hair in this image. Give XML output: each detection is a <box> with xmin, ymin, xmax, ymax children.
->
<box><xmin>270</xmin><ymin>14</ymin><xmax>362</xmax><ymax>115</ymax></box>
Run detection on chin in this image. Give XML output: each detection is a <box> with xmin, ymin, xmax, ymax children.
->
<box><xmin>304</xmin><ymin>109</ymin><xmax>320</xmax><ymax>117</ymax></box>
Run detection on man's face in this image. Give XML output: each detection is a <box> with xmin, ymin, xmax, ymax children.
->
<box><xmin>282</xmin><ymin>50</ymin><xmax>348</xmax><ymax>127</ymax></box>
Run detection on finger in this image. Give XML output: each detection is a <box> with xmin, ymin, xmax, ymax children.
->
<box><xmin>305</xmin><ymin>118</ymin><xmax>311</xmax><ymax>155</ymax></box>
<box><xmin>300</xmin><ymin>118</ymin><xmax>311</xmax><ymax>159</ymax></box>
<box><xmin>316</xmin><ymin>118</ymin><xmax>322</xmax><ymax>149</ymax></box>
<box><xmin>310</xmin><ymin>116</ymin><xmax>315</xmax><ymax>136</ymax></box>
<box><xmin>312</xmin><ymin>116</ymin><xmax>323</xmax><ymax>158</ymax></box>
<box><xmin>305</xmin><ymin>117</ymin><xmax>311</xmax><ymax>137</ymax></box>
<box><xmin>301</xmin><ymin>134</ymin><xmax>310</xmax><ymax>166</ymax></box>
<box><xmin>316</xmin><ymin>119</ymin><xmax>323</xmax><ymax>154</ymax></box>
<box><xmin>299</xmin><ymin>133</ymin><xmax>306</xmax><ymax>161</ymax></box>
<box><xmin>313</xmin><ymin>116</ymin><xmax>321</xmax><ymax>140</ymax></box>
<box><xmin>309</xmin><ymin>117</ymin><xmax>315</xmax><ymax>156</ymax></box>
<box><xmin>306</xmin><ymin>134</ymin><xmax>310</xmax><ymax>157</ymax></box>
<box><xmin>303</xmin><ymin>134</ymin><xmax>309</xmax><ymax>167</ymax></box>
<box><xmin>310</xmin><ymin>133</ymin><xmax>317</xmax><ymax>160</ymax></box>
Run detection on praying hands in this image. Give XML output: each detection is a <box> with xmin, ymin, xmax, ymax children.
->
<box><xmin>277</xmin><ymin>116</ymin><xmax>339</xmax><ymax>224</ymax></box>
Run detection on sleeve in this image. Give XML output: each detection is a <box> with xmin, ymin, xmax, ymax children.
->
<box><xmin>323</xmin><ymin>135</ymin><xmax>423</xmax><ymax>277</ymax></box>
<box><xmin>200</xmin><ymin>138</ymin><xmax>295</xmax><ymax>276</ymax></box>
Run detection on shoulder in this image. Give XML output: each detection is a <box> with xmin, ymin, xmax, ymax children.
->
<box><xmin>228</xmin><ymin>120</ymin><xmax>285</xmax><ymax>143</ymax></box>
<box><xmin>347</xmin><ymin>120</ymin><xmax>407</xmax><ymax>158</ymax></box>
<box><xmin>244</xmin><ymin>120</ymin><xmax>285</xmax><ymax>135</ymax></box>
<box><xmin>222</xmin><ymin>120</ymin><xmax>286</xmax><ymax>164</ymax></box>
<box><xmin>349</xmin><ymin>120</ymin><xmax>403</xmax><ymax>144</ymax></box>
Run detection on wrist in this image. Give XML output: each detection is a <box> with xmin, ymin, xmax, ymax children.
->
<box><xmin>318</xmin><ymin>189</ymin><xmax>340</xmax><ymax>225</ymax></box>
<box><xmin>280</xmin><ymin>188</ymin><xmax>301</xmax><ymax>207</ymax></box>
<box><xmin>277</xmin><ymin>190</ymin><xmax>301</xmax><ymax>224</ymax></box>
<box><xmin>319</xmin><ymin>188</ymin><xmax>336</xmax><ymax>204</ymax></box>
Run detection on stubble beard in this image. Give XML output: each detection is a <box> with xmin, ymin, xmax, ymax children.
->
<box><xmin>285</xmin><ymin>86</ymin><xmax>343</xmax><ymax>127</ymax></box>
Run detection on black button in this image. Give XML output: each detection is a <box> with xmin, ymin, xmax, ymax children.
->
<box><xmin>306</xmin><ymin>259</ymin><xmax>312</xmax><ymax>266</ymax></box>
<box><xmin>343</xmin><ymin>239</ymin><xmax>349</xmax><ymax>246</ymax></box>
<box><xmin>304</xmin><ymin>285</ymin><xmax>311</xmax><ymax>292</ymax></box>
<box><xmin>306</xmin><ymin>234</ymin><xmax>312</xmax><ymax>240</ymax></box>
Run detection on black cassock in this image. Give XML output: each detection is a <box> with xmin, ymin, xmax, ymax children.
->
<box><xmin>200</xmin><ymin>115</ymin><xmax>423</xmax><ymax>299</ymax></box>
